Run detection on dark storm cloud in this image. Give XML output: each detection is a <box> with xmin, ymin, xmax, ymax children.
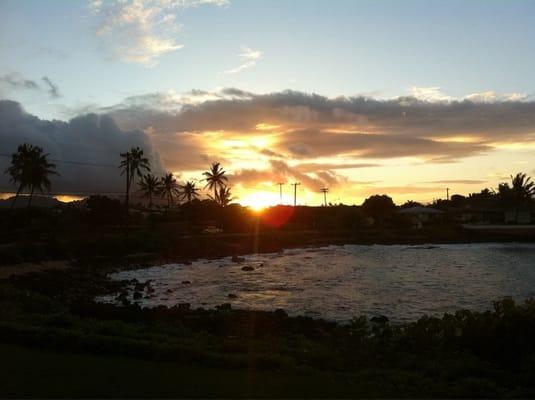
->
<box><xmin>0</xmin><ymin>100</ymin><xmax>163</xmax><ymax>194</ymax></box>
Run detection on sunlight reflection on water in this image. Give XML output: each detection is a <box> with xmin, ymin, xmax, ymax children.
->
<box><xmin>97</xmin><ymin>243</ymin><xmax>535</xmax><ymax>323</ymax></box>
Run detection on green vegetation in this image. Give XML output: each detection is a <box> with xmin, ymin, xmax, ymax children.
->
<box><xmin>1</xmin><ymin>271</ymin><xmax>535</xmax><ymax>397</ymax></box>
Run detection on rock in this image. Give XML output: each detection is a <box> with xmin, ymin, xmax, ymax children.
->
<box><xmin>133</xmin><ymin>291</ymin><xmax>143</xmax><ymax>300</ymax></box>
<box><xmin>181</xmin><ymin>280</ymin><xmax>191</xmax><ymax>285</ymax></box>
<box><xmin>232</xmin><ymin>255</ymin><xmax>245</xmax><ymax>263</ymax></box>
<box><xmin>166</xmin><ymin>289</ymin><xmax>173</xmax><ymax>293</ymax></box>
<box><xmin>274</xmin><ymin>308</ymin><xmax>288</xmax><ymax>318</ymax></box>
<box><xmin>216</xmin><ymin>303</ymin><xmax>232</xmax><ymax>310</ymax></box>
<box><xmin>177</xmin><ymin>303</ymin><xmax>190</xmax><ymax>311</ymax></box>
<box><xmin>134</xmin><ymin>283</ymin><xmax>145</xmax><ymax>291</ymax></box>
<box><xmin>371</xmin><ymin>315</ymin><xmax>389</xmax><ymax>324</ymax></box>
<box><xmin>116</xmin><ymin>292</ymin><xmax>128</xmax><ymax>302</ymax></box>
<box><xmin>241</xmin><ymin>266</ymin><xmax>254</xmax><ymax>272</ymax></box>
<box><xmin>228</xmin><ymin>293</ymin><xmax>238</xmax><ymax>299</ymax></box>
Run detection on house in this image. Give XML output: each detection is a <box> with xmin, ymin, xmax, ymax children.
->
<box><xmin>398</xmin><ymin>206</ymin><xmax>444</xmax><ymax>229</ymax></box>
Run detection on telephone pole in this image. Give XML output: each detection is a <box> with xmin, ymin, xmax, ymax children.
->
<box><xmin>446</xmin><ymin>187</ymin><xmax>450</xmax><ymax>201</ymax></box>
<box><xmin>276</xmin><ymin>182</ymin><xmax>284</xmax><ymax>205</ymax></box>
<box><xmin>320</xmin><ymin>188</ymin><xmax>329</xmax><ymax>206</ymax></box>
<box><xmin>291</xmin><ymin>182</ymin><xmax>301</xmax><ymax>206</ymax></box>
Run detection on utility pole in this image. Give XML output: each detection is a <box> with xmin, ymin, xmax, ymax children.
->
<box><xmin>291</xmin><ymin>182</ymin><xmax>301</xmax><ymax>207</ymax></box>
<box><xmin>320</xmin><ymin>188</ymin><xmax>329</xmax><ymax>206</ymax></box>
<box><xmin>446</xmin><ymin>187</ymin><xmax>450</xmax><ymax>201</ymax></box>
<box><xmin>276</xmin><ymin>182</ymin><xmax>284</xmax><ymax>205</ymax></box>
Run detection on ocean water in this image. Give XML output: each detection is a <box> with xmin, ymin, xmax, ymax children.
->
<box><xmin>97</xmin><ymin>243</ymin><xmax>535</xmax><ymax>323</ymax></box>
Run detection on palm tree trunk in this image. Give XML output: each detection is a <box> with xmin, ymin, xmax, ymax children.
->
<box><xmin>27</xmin><ymin>185</ymin><xmax>34</xmax><ymax>208</ymax></box>
<box><xmin>10</xmin><ymin>184</ymin><xmax>23</xmax><ymax>210</ymax></box>
<box><xmin>149</xmin><ymin>193</ymin><xmax>153</xmax><ymax>210</ymax></box>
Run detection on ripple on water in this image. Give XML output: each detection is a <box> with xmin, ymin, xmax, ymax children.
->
<box><xmin>97</xmin><ymin>243</ymin><xmax>535</xmax><ymax>323</ymax></box>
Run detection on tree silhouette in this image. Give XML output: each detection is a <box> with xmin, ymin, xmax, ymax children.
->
<box><xmin>180</xmin><ymin>181</ymin><xmax>200</xmax><ymax>203</ymax></box>
<box><xmin>4</xmin><ymin>143</ymin><xmax>58</xmax><ymax>208</ymax></box>
<box><xmin>119</xmin><ymin>147</ymin><xmax>150</xmax><ymax>214</ymax></box>
<box><xmin>203</xmin><ymin>162</ymin><xmax>228</xmax><ymax>200</ymax></box>
<box><xmin>499</xmin><ymin>173</ymin><xmax>535</xmax><ymax>223</ymax></box>
<box><xmin>160</xmin><ymin>172</ymin><xmax>180</xmax><ymax>208</ymax></box>
<box><xmin>138</xmin><ymin>173</ymin><xmax>162</xmax><ymax>210</ymax></box>
<box><xmin>209</xmin><ymin>186</ymin><xmax>234</xmax><ymax>207</ymax></box>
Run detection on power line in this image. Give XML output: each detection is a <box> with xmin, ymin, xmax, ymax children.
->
<box><xmin>291</xmin><ymin>182</ymin><xmax>300</xmax><ymax>206</ymax></box>
<box><xmin>0</xmin><ymin>154</ymin><xmax>117</xmax><ymax>169</ymax></box>
<box><xmin>320</xmin><ymin>188</ymin><xmax>329</xmax><ymax>206</ymax></box>
<box><xmin>276</xmin><ymin>182</ymin><xmax>284</xmax><ymax>205</ymax></box>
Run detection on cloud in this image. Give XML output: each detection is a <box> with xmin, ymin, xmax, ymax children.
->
<box><xmin>224</xmin><ymin>46</ymin><xmax>263</xmax><ymax>74</ymax></box>
<box><xmin>426</xmin><ymin>179</ymin><xmax>487</xmax><ymax>185</ymax></box>
<box><xmin>230</xmin><ymin>160</ymin><xmax>347</xmax><ymax>192</ymax></box>
<box><xmin>0</xmin><ymin>100</ymin><xmax>163</xmax><ymax>194</ymax></box>
<box><xmin>0</xmin><ymin>73</ymin><xmax>40</xmax><ymax>91</ymax></box>
<box><xmin>41</xmin><ymin>76</ymin><xmax>60</xmax><ymax>98</ymax></box>
<box><xmin>411</xmin><ymin>87</ymin><xmax>527</xmax><ymax>103</ymax></box>
<box><xmin>89</xmin><ymin>0</ymin><xmax>229</xmax><ymax>65</ymax></box>
<box><xmin>0</xmin><ymin>73</ymin><xmax>61</xmax><ymax>99</ymax></box>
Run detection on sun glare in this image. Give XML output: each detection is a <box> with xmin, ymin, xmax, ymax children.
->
<box><xmin>240</xmin><ymin>191</ymin><xmax>281</xmax><ymax>211</ymax></box>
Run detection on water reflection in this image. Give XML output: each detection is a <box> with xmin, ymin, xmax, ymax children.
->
<box><xmin>98</xmin><ymin>243</ymin><xmax>535</xmax><ymax>323</ymax></box>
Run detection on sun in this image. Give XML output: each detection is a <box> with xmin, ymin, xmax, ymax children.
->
<box><xmin>240</xmin><ymin>191</ymin><xmax>281</xmax><ymax>211</ymax></box>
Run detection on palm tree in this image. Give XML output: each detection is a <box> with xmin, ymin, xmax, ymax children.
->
<box><xmin>509</xmin><ymin>173</ymin><xmax>535</xmax><ymax>223</ymax></box>
<box><xmin>119</xmin><ymin>147</ymin><xmax>150</xmax><ymax>214</ymax></box>
<box><xmin>160</xmin><ymin>172</ymin><xmax>180</xmax><ymax>208</ymax></box>
<box><xmin>180</xmin><ymin>181</ymin><xmax>200</xmax><ymax>203</ymax></box>
<box><xmin>4</xmin><ymin>143</ymin><xmax>58</xmax><ymax>208</ymax></box>
<box><xmin>209</xmin><ymin>186</ymin><xmax>234</xmax><ymax>207</ymax></box>
<box><xmin>510</xmin><ymin>173</ymin><xmax>535</xmax><ymax>201</ymax></box>
<box><xmin>138</xmin><ymin>173</ymin><xmax>162</xmax><ymax>210</ymax></box>
<box><xmin>203</xmin><ymin>162</ymin><xmax>228</xmax><ymax>200</ymax></box>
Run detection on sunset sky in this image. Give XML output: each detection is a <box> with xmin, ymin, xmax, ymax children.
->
<box><xmin>1</xmin><ymin>0</ymin><xmax>535</xmax><ymax>206</ymax></box>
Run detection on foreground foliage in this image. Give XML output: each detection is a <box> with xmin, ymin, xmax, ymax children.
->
<box><xmin>1</xmin><ymin>270</ymin><xmax>535</xmax><ymax>397</ymax></box>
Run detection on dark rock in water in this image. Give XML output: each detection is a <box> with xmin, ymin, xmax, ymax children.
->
<box><xmin>241</xmin><ymin>266</ymin><xmax>254</xmax><ymax>271</ymax></box>
<box><xmin>182</xmin><ymin>280</ymin><xmax>191</xmax><ymax>285</ymax></box>
<box><xmin>274</xmin><ymin>308</ymin><xmax>288</xmax><ymax>318</ymax></box>
<box><xmin>216</xmin><ymin>303</ymin><xmax>232</xmax><ymax>310</ymax></box>
<box><xmin>120</xmin><ymin>297</ymin><xmax>130</xmax><ymax>306</ymax></box>
<box><xmin>134</xmin><ymin>283</ymin><xmax>145</xmax><ymax>291</ymax></box>
<box><xmin>166</xmin><ymin>289</ymin><xmax>173</xmax><ymax>293</ymax></box>
<box><xmin>116</xmin><ymin>292</ymin><xmax>128</xmax><ymax>303</ymax></box>
<box><xmin>183</xmin><ymin>260</ymin><xmax>192</xmax><ymax>265</ymax></box>
<box><xmin>147</xmin><ymin>286</ymin><xmax>155</xmax><ymax>293</ymax></box>
<box><xmin>177</xmin><ymin>303</ymin><xmax>190</xmax><ymax>311</ymax></box>
<box><xmin>228</xmin><ymin>293</ymin><xmax>238</xmax><ymax>299</ymax></box>
<box><xmin>133</xmin><ymin>291</ymin><xmax>143</xmax><ymax>300</ymax></box>
<box><xmin>232</xmin><ymin>255</ymin><xmax>245</xmax><ymax>263</ymax></box>
<box><xmin>371</xmin><ymin>315</ymin><xmax>389</xmax><ymax>324</ymax></box>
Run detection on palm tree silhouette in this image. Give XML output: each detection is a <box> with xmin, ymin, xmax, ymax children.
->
<box><xmin>180</xmin><ymin>181</ymin><xmax>200</xmax><ymax>203</ymax></box>
<box><xmin>160</xmin><ymin>173</ymin><xmax>180</xmax><ymax>208</ymax></box>
<box><xmin>203</xmin><ymin>162</ymin><xmax>228</xmax><ymax>200</ymax></box>
<box><xmin>4</xmin><ymin>143</ymin><xmax>58</xmax><ymax>208</ymax></box>
<box><xmin>209</xmin><ymin>186</ymin><xmax>234</xmax><ymax>207</ymax></box>
<box><xmin>509</xmin><ymin>173</ymin><xmax>535</xmax><ymax>223</ymax></box>
<box><xmin>138</xmin><ymin>173</ymin><xmax>162</xmax><ymax>210</ymax></box>
<box><xmin>119</xmin><ymin>147</ymin><xmax>150</xmax><ymax>214</ymax></box>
